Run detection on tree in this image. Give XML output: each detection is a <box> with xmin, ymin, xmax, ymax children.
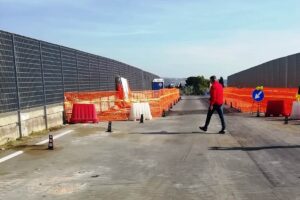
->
<box><xmin>185</xmin><ymin>76</ymin><xmax>210</xmax><ymax>95</ymax></box>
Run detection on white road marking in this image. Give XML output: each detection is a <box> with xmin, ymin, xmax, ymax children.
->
<box><xmin>0</xmin><ymin>151</ymin><xmax>24</xmax><ymax>164</ymax></box>
<box><xmin>0</xmin><ymin>130</ymin><xmax>74</xmax><ymax>164</ymax></box>
<box><xmin>35</xmin><ymin>130</ymin><xmax>73</xmax><ymax>145</ymax></box>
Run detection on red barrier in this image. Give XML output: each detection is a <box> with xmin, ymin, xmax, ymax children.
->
<box><xmin>265</xmin><ymin>100</ymin><xmax>285</xmax><ymax>117</ymax></box>
<box><xmin>70</xmin><ymin>104</ymin><xmax>98</xmax><ymax>123</ymax></box>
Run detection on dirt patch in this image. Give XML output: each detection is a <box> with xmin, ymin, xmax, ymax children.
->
<box><xmin>48</xmin><ymin>183</ymin><xmax>87</xmax><ymax>195</ymax></box>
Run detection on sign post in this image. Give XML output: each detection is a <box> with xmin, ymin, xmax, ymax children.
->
<box><xmin>252</xmin><ymin>86</ymin><xmax>264</xmax><ymax>117</ymax></box>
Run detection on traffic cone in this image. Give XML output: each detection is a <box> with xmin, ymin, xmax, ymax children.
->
<box><xmin>48</xmin><ymin>135</ymin><xmax>53</xmax><ymax>150</ymax></box>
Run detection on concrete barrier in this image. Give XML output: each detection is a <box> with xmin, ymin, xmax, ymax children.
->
<box><xmin>0</xmin><ymin>104</ymin><xmax>63</xmax><ymax>145</ymax></box>
<box><xmin>290</xmin><ymin>101</ymin><xmax>300</xmax><ymax>120</ymax></box>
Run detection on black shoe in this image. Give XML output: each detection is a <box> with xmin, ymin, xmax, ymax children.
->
<box><xmin>199</xmin><ymin>126</ymin><xmax>207</xmax><ymax>132</ymax></box>
<box><xmin>219</xmin><ymin>130</ymin><xmax>225</xmax><ymax>134</ymax></box>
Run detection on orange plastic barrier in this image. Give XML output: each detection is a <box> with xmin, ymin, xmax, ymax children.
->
<box><xmin>224</xmin><ymin>87</ymin><xmax>298</xmax><ymax>114</ymax></box>
<box><xmin>70</xmin><ymin>104</ymin><xmax>98</xmax><ymax>123</ymax></box>
<box><xmin>64</xmin><ymin>88</ymin><xmax>180</xmax><ymax>122</ymax></box>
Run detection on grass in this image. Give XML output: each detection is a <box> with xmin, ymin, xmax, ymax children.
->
<box><xmin>0</xmin><ymin>125</ymin><xmax>64</xmax><ymax>150</ymax></box>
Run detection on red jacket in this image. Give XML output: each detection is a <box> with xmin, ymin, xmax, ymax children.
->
<box><xmin>210</xmin><ymin>81</ymin><xmax>223</xmax><ymax>106</ymax></box>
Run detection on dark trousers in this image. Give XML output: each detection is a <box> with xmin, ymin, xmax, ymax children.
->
<box><xmin>204</xmin><ymin>104</ymin><xmax>226</xmax><ymax>130</ymax></box>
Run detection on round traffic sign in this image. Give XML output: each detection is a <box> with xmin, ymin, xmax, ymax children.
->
<box><xmin>252</xmin><ymin>89</ymin><xmax>264</xmax><ymax>102</ymax></box>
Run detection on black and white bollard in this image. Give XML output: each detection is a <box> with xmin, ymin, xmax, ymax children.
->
<box><xmin>140</xmin><ymin>114</ymin><xmax>144</xmax><ymax>123</ymax></box>
<box><xmin>107</xmin><ymin>121</ymin><xmax>112</xmax><ymax>132</ymax></box>
<box><xmin>48</xmin><ymin>135</ymin><xmax>53</xmax><ymax>150</ymax></box>
<box><xmin>284</xmin><ymin>116</ymin><xmax>289</xmax><ymax>124</ymax></box>
<box><xmin>162</xmin><ymin>110</ymin><xmax>166</xmax><ymax>117</ymax></box>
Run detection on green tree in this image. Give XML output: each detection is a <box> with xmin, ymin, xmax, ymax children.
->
<box><xmin>185</xmin><ymin>76</ymin><xmax>210</xmax><ymax>95</ymax></box>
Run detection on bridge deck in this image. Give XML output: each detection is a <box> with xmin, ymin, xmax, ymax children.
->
<box><xmin>0</xmin><ymin>96</ymin><xmax>299</xmax><ymax>200</ymax></box>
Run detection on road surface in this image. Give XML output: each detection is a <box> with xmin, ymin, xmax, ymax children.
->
<box><xmin>0</xmin><ymin>96</ymin><xmax>299</xmax><ymax>200</ymax></box>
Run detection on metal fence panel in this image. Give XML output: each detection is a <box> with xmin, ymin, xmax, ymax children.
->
<box><xmin>228</xmin><ymin>54</ymin><xmax>300</xmax><ymax>88</ymax></box>
<box><xmin>98</xmin><ymin>56</ymin><xmax>109</xmax><ymax>91</ymax></box>
<box><xmin>89</xmin><ymin>54</ymin><xmax>100</xmax><ymax>91</ymax></box>
<box><xmin>287</xmin><ymin>54</ymin><xmax>297</xmax><ymax>88</ymax></box>
<box><xmin>61</xmin><ymin>47</ymin><xmax>78</xmax><ymax>92</ymax></box>
<box><xmin>14</xmin><ymin>35</ymin><xmax>44</xmax><ymax>109</ymax></box>
<box><xmin>296</xmin><ymin>54</ymin><xmax>300</xmax><ymax>87</ymax></box>
<box><xmin>105</xmin><ymin>58</ymin><xmax>118</xmax><ymax>91</ymax></box>
<box><xmin>77</xmin><ymin>51</ymin><xmax>90</xmax><ymax>91</ymax></box>
<box><xmin>0</xmin><ymin>32</ymin><xmax>18</xmax><ymax>113</ymax></box>
<box><xmin>0</xmin><ymin>30</ymin><xmax>159</xmax><ymax>113</ymax></box>
<box><xmin>41</xmin><ymin>42</ymin><xmax>63</xmax><ymax>104</ymax></box>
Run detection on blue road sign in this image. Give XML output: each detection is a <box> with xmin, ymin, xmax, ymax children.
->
<box><xmin>252</xmin><ymin>89</ymin><xmax>264</xmax><ymax>102</ymax></box>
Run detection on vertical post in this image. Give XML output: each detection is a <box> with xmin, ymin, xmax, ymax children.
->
<box><xmin>88</xmin><ymin>55</ymin><xmax>91</xmax><ymax>91</ymax></box>
<box><xmin>39</xmin><ymin>41</ymin><xmax>48</xmax><ymax>129</ymax></box>
<box><xmin>98</xmin><ymin>57</ymin><xmax>102</xmax><ymax>111</ymax></box>
<box><xmin>98</xmin><ymin>57</ymin><xmax>101</xmax><ymax>91</ymax></box>
<box><xmin>256</xmin><ymin>102</ymin><xmax>260</xmax><ymax>117</ymax></box>
<box><xmin>284</xmin><ymin>116</ymin><xmax>289</xmax><ymax>124</ymax></box>
<box><xmin>59</xmin><ymin>46</ymin><xmax>66</xmax><ymax>124</ymax></box>
<box><xmin>59</xmin><ymin>46</ymin><xmax>65</xmax><ymax>94</ymax></box>
<box><xmin>285</xmin><ymin>56</ymin><xmax>288</xmax><ymax>88</ymax></box>
<box><xmin>162</xmin><ymin>110</ymin><xmax>166</xmax><ymax>117</ymax></box>
<box><xmin>12</xmin><ymin>34</ymin><xmax>22</xmax><ymax>138</ymax></box>
<box><xmin>76</xmin><ymin>50</ymin><xmax>79</xmax><ymax>92</ymax></box>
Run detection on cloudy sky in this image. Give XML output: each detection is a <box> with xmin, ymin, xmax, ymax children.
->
<box><xmin>1</xmin><ymin>0</ymin><xmax>300</xmax><ymax>78</ymax></box>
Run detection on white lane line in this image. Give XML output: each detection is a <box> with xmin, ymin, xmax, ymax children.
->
<box><xmin>0</xmin><ymin>130</ymin><xmax>74</xmax><ymax>164</ymax></box>
<box><xmin>0</xmin><ymin>151</ymin><xmax>24</xmax><ymax>164</ymax></box>
<box><xmin>35</xmin><ymin>130</ymin><xmax>74</xmax><ymax>145</ymax></box>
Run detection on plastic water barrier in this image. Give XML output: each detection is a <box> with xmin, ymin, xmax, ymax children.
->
<box><xmin>224</xmin><ymin>87</ymin><xmax>298</xmax><ymax>115</ymax></box>
<box><xmin>64</xmin><ymin>88</ymin><xmax>180</xmax><ymax>122</ymax></box>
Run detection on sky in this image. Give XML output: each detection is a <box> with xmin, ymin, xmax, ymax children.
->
<box><xmin>1</xmin><ymin>0</ymin><xmax>300</xmax><ymax>79</ymax></box>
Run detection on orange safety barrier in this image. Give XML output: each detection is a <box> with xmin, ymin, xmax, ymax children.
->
<box><xmin>224</xmin><ymin>87</ymin><xmax>298</xmax><ymax>115</ymax></box>
<box><xmin>64</xmin><ymin>88</ymin><xmax>180</xmax><ymax>122</ymax></box>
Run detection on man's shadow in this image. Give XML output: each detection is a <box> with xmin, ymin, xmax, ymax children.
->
<box><xmin>209</xmin><ymin>145</ymin><xmax>300</xmax><ymax>151</ymax></box>
<box><xmin>138</xmin><ymin>131</ymin><xmax>219</xmax><ymax>135</ymax></box>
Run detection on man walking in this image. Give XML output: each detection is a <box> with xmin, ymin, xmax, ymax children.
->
<box><xmin>199</xmin><ymin>76</ymin><xmax>226</xmax><ymax>134</ymax></box>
